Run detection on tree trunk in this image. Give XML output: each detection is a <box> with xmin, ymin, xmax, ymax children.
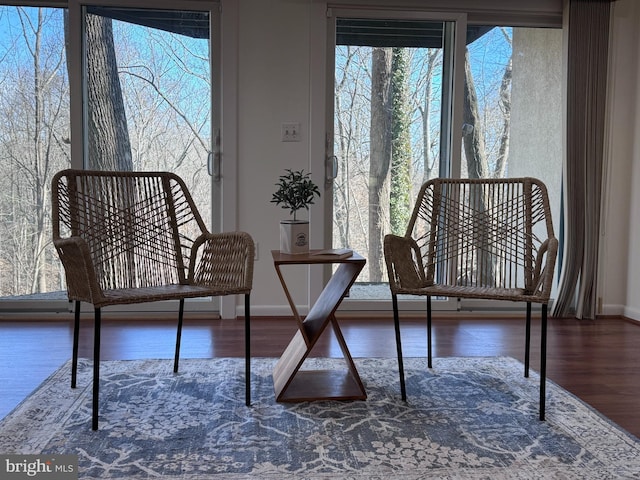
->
<box><xmin>422</xmin><ymin>49</ymin><xmax>439</xmax><ymax>183</ymax></box>
<box><xmin>494</xmin><ymin>56</ymin><xmax>512</xmax><ymax>178</ymax></box>
<box><xmin>369</xmin><ymin>47</ymin><xmax>393</xmax><ymax>282</ymax></box>
<box><xmin>390</xmin><ymin>47</ymin><xmax>412</xmax><ymax>236</ymax></box>
<box><xmin>85</xmin><ymin>14</ymin><xmax>132</xmax><ymax>171</ymax></box>
<box><xmin>334</xmin><ymin>47</ymin><xmax>354</xmax><ymax>248</ymax></box>
<box><xmin>462</xmin><ymin>48</ymin><xmax>489</xmax><ymax>180</ymax></box>
<box><xmin>32</xmin><ymin>9</ymin><xmax>47</xmax><ymax>293</ymax></box>
<box><xmin>462</xmin><ymin>48</ymin><xmax>494</xmax><ymax>285</ymax></box>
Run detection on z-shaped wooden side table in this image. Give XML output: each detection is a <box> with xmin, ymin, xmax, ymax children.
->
<box><xmin>271</xmin><ymin>250</ymin><xmax>367</xmax><ymax>402</ymax></box>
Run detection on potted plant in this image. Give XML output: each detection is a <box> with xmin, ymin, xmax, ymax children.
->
<box><xmin>271</xmin><ymin>169</ymin><xmax>321</xmax><ymax>254</ymax></box>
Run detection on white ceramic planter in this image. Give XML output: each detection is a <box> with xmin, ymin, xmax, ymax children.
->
<box><xmin>280</xmin><ymin>220</ymin><xmax>309</xmax><ymax>254</ymax></box>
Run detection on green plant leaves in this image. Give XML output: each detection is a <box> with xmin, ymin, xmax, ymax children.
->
<box><xmin>271</xmin><ymin>169</ymin><xmax>321</xmax><ymax>220</ymax></box>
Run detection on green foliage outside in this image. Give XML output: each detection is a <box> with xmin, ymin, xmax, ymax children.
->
<box><xmin>390</xmin><ymin>47</ymin><xmax>412</xmax><ymax>236</ymax></box>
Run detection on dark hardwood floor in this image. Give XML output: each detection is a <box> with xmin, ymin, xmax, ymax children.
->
<box><xmin>1</xmin><ymin>313</ymin><xmax>639</xmax><ymax>438</ymax></box>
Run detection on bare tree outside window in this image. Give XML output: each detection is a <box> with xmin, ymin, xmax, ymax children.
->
<box><xmin>84</xmin><ymin>14</ymin><xmax>133</xmax><ymax>171</ymax></box>
<box><xmin>333</xmin><ymin>26</ymin><xmax>516</xmax><ymax>285</ymax></box>
<box><xmin>0</xmin><ymin>6</ymin><xmax>213</xmax><ymax>298</ymax></box>
<box><xmin>0</xmin><ymin>7</ymin><xmax>69</xmax><ymax>296</ymax></box>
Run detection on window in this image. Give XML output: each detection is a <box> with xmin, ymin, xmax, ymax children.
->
<box><xmin>0</xmin><ymin>6</ymin><xmax>70</xmax><ymax>301</ymax></box>
<box><xmin>0</xmin><ymin>2</ymin><xmax>225</xmax><ymax>314</ymax></box>
<box><xmin>327</xmin><ymin>9</ymin><xmax>562</xmax><ymax>309</ymax></box>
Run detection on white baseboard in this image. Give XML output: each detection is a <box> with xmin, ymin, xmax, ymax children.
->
<box><xmin>601</xmin><ymin>303</ymin><xmax>626</xmax><ymax>317</ymax></box>
<box><xmin>623</xmin><ymin>306</ymin><xmax>640</xmax><ymax>322</ymax></box>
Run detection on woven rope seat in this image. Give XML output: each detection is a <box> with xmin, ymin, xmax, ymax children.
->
<box><xmin>384</xmin><ymin>177</ymin><xmax>557</xmax><ymax>420</ymax></box>
<box><xmin>52</xmin><ymin>169</ymin><xmax>255</xmax><ymax>430</ymax></box>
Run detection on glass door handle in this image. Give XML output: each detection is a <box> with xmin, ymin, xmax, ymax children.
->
<box><xmin>326</xmin><ymin>155</ymin><xmax>338</xmax><ymax>182</ymax></box>
<box><xmin>208</xmin><ymin>128</ymin><xmax>222</xmax><ymax>181</ymax></box>
<box><xmin>208</xmin><ymin>151</ymin><xmax>222</xmax><ymax>181</ymax></box>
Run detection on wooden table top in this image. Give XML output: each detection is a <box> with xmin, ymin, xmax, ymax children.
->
<box><xmin>271</xmin><ymin>249</ymin><xmax>366</xmax><ymax>265</ymax></box>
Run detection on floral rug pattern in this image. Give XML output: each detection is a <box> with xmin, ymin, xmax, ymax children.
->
<box><xmin>1</xmin><ymin>356</ymin><xmax>639</xmax><ymax>479</ymax></box>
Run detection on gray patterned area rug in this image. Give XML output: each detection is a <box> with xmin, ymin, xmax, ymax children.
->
<box><xmin>1</xmin><ymin>356</ymin><xmax>639</xmax><ymax>479</ymax></box>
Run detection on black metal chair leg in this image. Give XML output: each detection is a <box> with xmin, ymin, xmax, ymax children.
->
<box><xmin>540</xmin><ymin>303</ymin><xmax>548</xmax><ymax>421</ymax></box>
<box><xmin>392</xmin><ymin>294</ymin><xmax>406</xmax><ymax>401</ymax></box>
<box><xmin>427</xmin><ymin>296</ymin><xmax>433</xmax><ymax>369</ymax></box>
<box><xmin>524</xmin><ymin>302</ymin><xmax>532</xmax><ymax>378</ymax></box>
<box><xmin>71</xmin><ymin>300</ymin><xmax>81</xmax><ymax>389</ymax></box>
<box><xmin>174</xmin><ymin>299</ymin><xmax>185</xmax><ymax>373</ymax></box>
<box><xmin>245</xmin><ymin>294</ymin><xmax>251</xmax><ymax>406</ymax></box>
<box><xmin>92</xmin><ymin>308</ymin><xmax>101</xmax><ymax>431</ymax></box>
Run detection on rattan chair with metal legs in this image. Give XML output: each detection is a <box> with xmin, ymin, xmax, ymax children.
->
<box><xmin>384</xmin><ymin>177</ymin><xmax>557</xmax><ymax>420</ymax></box>
<box><xmin>52</xmin><ymin>169</ymin><xmax>255</xmax><ymax>430</ymax></box>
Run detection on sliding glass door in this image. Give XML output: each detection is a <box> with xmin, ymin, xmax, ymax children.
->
<box><xmin>0</xmin><ymin>2</ymin><xmax>223</xmax><ymax>313</ymax></box>
<box><xmin>326</xmin><ymin>9</ymin><xmax>466</xmax><ymax>311</ymax></box>
<box><xmin>325</xmin><ymin>8</ymin><xmax>562</xmax><ymax>312</ymax></box>
<box><xmin>78</xmin><ymin>3</ymin><xmax>221</xmax><ymax>313</ymax></box>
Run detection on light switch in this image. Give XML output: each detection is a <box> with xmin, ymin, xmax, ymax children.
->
<box><xmin>282</xmin><ymin>122</ymin><xmax>301</xmax><ymax>142</ymax></box>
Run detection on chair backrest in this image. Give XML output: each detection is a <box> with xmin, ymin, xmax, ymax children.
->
<box><xmin>52</xmin><ymin>170</ymin><xmax>208</xmax><ymax>291</ymax></box>
<box><xmin>406</xmin><ymin>177</ymin><xmax>556</xmax><ymax>295</ymax></box>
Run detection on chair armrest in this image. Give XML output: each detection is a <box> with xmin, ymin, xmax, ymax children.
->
<box><xmin>189</xmin><ymin>231</ymin><xmax>255</xmax><ymax>292</ymax></box>
<box><xmin>532</xmin><ymin>237</ymin><xmax>559</xmax><ymax>300</ymax></box>
<box><xmin>384</xmin><ymin>234</ymin><xmax>426</xmax><ymax>293</ymax></box>
<box><xmin>53</xmin><ymin>237</ymin><xmax>105</xmax><ymax>305</ymax></box>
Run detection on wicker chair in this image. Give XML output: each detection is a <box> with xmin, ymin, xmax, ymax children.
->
<box><xmin>384</xmin><ymin>177</ymin><xmax>557</xmax><ymax>420</ymax></box>
<box><xmin>52</xmin><ymin>169</ymin><xmax>255</xmax><ymax>430</ymax></box>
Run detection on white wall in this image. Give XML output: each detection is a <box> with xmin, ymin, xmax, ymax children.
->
<box><xmin>237</xmin><ymin>0</ymin><xmax>316</xmax><ymax>315</ymax></box>
<box><xmin>600</xmin><ymin>0</ymin><xmax>639</xmax><ymax>320</ymax></box>
<box><xmin>232</xmin><ymin>0</ymin><xmax>640</xmax><ymax>319</ymax></box>
<box><xmin>617</xmin><ymin>1</ymin><xmax>640</xmax><ymax>321</ymax></box>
